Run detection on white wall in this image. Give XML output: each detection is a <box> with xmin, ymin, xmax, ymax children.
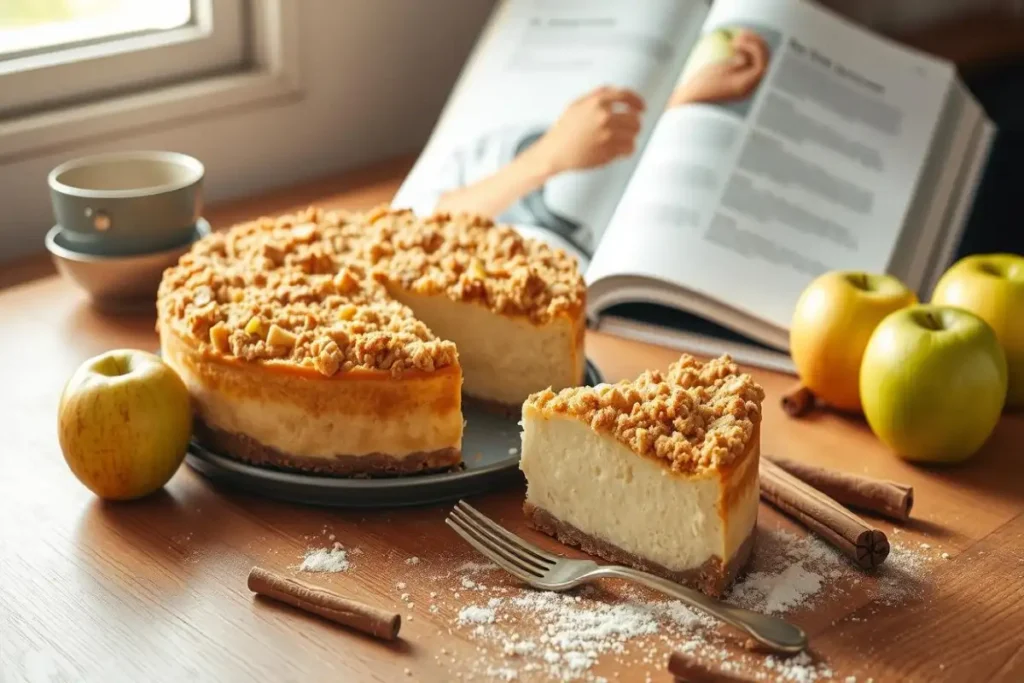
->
<box><xmin>0</xmin><ymin>0</ymin><xmax>496</xmax><ymax>261</ymax></box>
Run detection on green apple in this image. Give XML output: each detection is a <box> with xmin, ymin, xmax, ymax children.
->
<box><xmin>680</xmin><ymin>28</ymin><xmax>738</xmax><ymax>82</ymax></box>
<box><xmin>932</xmin><ymin>253</ymin><xmax>1024</xmax><ymax>410</ymax></box>
<box><xmin>790</xmin><ymin>271</ymin><xmax>917</xmax><ymax>412</ymax></box>
<box><xmin>58</xmin><ymin>350</ymin><xmax>192</xmax><ymax>500</ymax></box>
<box><xmin>860</xmin><ymin>305</ymin><xmax>1007</xmax><ymax>463</ymax></box>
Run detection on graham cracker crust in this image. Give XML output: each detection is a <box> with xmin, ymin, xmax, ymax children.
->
<box><xmin>523</xmin><ymin>502</ymin><xmax>755</xmax><ymax>597</ymax></box>
<box><xmin>194</xmin><ymin>420</ymin><xmax>461</xmax><ymax>477</ymax></box>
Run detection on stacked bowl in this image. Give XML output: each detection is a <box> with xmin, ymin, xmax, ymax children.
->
<box><xmin>45</xmin><ymin>151</ymin><xmax>210</xmax><ymax>310</ymax></box>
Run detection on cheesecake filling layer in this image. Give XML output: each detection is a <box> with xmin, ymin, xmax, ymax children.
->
<box><xmin>162</xmin><ymin>327</ymin><xmax>464</xmax><ymax>460</ymax></box>
<box><xmin>521</xmin><ymin>412</ymin><xmax>759</xmax><ymax>574</ymax></box>
<box><xmin>387</xmin><ymin>288</ymin><xmax>585</xmax><ymax>406</ymax></box>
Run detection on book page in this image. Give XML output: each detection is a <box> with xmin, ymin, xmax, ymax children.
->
<box><xmin>588</xmin><ymin>0</ymin><xmax>955</xmax><ymax>330</ymax></box>
<box><xmin>393</xmin><ymin>0</ymin><xmax>708</xmax><ymax>260</ymax></box>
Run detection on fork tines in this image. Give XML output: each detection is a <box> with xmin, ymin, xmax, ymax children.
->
<box><xmin>445</xmin><ymin>500</ymin><xmax>555</xmax><ymax>582</ymax></box>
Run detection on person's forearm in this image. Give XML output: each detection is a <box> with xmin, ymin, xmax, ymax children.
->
<box><xmin>435</xmin><ymin>143</ymin><xmax>556</xmax><ymax>218</ymax></box>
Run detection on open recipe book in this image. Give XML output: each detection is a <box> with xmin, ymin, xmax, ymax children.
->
<box><xmin>395</xmin><ymin>0</ymin><xmax>995</xmax><ymax>372</ymax></box>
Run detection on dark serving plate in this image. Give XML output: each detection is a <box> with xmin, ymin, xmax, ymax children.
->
<box><xmin>185</xmin><ymin>359</ymin><xmax>604</xmax><ymax>507</ymax></box>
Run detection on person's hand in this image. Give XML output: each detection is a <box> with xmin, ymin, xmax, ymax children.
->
<box><xmin>668</xmin><ymin>30</ymin><xmax>769</xmax><ymax>107</ymax></box>
<box><xmin>531</xmin><ymin>86</ymin><xmax>645</xmax><ymax>174</ymax></box>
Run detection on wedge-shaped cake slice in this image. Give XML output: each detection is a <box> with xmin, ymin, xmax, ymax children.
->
<box><xmin>520</xmin><ymin>355</ymin><xmax>764</xmax><ymax>596</ymax></box>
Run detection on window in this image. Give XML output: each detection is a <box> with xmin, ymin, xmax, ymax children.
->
<box><xmin>0</xmin><ymin>0</ymin><xmax>300</xmax><ymax>160</ymax></box>
<box><xmin>0</xmin><ymin>0</ymin><xmax>193</xmax><ymax>56</ymax></box>
<box><xmin>0</xmin><ymin>0</ymin><xmax>248</xmax><ymax>119</ymax></box>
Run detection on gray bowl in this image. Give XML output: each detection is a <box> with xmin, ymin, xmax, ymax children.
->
<box><xmin>46</xmin><ymin>219</ymin><xmax>210</xmax><ymax>310</ymax></box>
<box><xmin>48</xmin><ymin>151</ymin><xmax>204</xmax><ymax>256</ymax></box>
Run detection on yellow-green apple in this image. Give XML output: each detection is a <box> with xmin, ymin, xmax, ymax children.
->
<box><xmin>931</xmin><ymin>253</ymin><xmax>1024</xmax><ymax>410</ymax></box>
<box><xmin>790</xmin><ymin>272</ymin><xmax>918</xmax><ymax>412</ymax></box>
<box><xmin>860</xmin><ymin>305</ymin><xmax>1007</xmax><ymax>463</ymax></box>
<box><xmin>58</xmin><ymin>350</ymin><xmax>192</xmax><ymax>500</ymax></box>
<box><xmin>680</xmin><ymin>28</ymin><xmax>738</xmax><ymax>82</ymax></box>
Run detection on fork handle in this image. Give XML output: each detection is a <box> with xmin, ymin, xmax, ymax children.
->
<box><xmin>589</xmin><ymin>565</ymin><xmax>807</xmax><ymax>654</ymax></box>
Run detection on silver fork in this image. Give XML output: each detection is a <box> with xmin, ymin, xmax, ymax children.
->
<box><xmin>446</xmin><ymin>500</ymin><xmax>807</xmax><ymax>654</ymax></box>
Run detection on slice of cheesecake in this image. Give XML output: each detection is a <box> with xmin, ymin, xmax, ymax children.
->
<box><xmin>519</xmin><ymin>355</ymin><xmax>764</xmax><ymax>596</ymax></box>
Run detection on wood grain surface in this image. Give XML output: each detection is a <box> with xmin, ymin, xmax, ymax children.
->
<box><xmin>2</xmin><ymin>160</ymin><xmax>1022</xmax><ymax>683</ymax></box>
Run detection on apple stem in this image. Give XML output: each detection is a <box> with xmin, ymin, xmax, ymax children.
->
<box><xmin>921</xmin><ymin>312</ymin><xmax>943</xmax><ymax>331</ymax></box>
<box><xmin>850</xmin><ymin>274</ymin><xmax>869</xmax><ymax>291</ymax></box>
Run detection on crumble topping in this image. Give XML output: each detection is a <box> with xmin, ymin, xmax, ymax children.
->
<box><xmin>157</xmin><ymin>206</ymin><xmax>582</xmax><ymax>376</ymax></box>
<box><xmin>525</xmin><ymin>355</ymin><xmax>764</xmax><ymax>473</ymax></box>
<box><xmin>361</xmin><ymin>208</ymin><xmax>585</xmax><ymax>323</ymax></box>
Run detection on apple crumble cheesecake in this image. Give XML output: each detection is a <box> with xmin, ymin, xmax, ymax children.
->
<box><xmin>519</xmin><ymin>355</ymin><xmax>764</xmax><ymax>595</ymax></box>
<box><xmin>157</xmin><ymin>207</ymin><xmax>586</xmax><ymax>475</ymax></box>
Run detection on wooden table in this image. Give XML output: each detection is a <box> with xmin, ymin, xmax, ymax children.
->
<box><xmin>3</xmin><ymin>159</ymin><xmax>1022</xmax><ymax>683</ymax></box>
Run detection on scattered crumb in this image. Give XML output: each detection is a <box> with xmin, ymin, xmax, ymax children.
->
<box><xmin>406</xmin><ymin>557</ymin><xmax>421</xmax><ymax>565</ymax></box>
<box><xmin>396</xmin><ymin>582</ymin><xmax>407</xmax><ymax>590</ymax></box>
<box><xmin>328</xmin><ymin>534</ymin><xmax>336</xmax><ymax>541</ymax></box>
<box><xmin>941</xmin><ymin>553</ymin><xmax>951</xmax><ymax>560</ymax></box>
<box><xmin>920</xmin><ymin>543</ymin><xmax>931</xmax><ymax>549</ymax></box>
<box><xmin>508</xmin><ymin>447</ymin><xmax>519</xmax><ymax>455</ymax></box>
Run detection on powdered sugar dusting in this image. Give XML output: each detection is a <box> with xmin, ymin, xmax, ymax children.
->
<box><xmin>876</xmin><ymin>541</ymin><xmax>931</xmax><ymax>605</ymax></box>
<box><xmin>458</xmin><ymin>605</ymin><xmax>497</xmax><ymax>625</ymax></box>
<box><xmin>455</xmin><ymin>586</ymin><xmax>716</xmax><ymax>680</ymax></box>
<box><xmin>763</xmin><ymin>651</ymin><xmax>834</xmax><ymax>682</ymax></box>
<box><xmin>299</xmin><ymin>544</ymin><xmax>350</xmax><ymax>573</ymax></box>
<box><xmin>727</xmin><ymin>529</ymin><xmax>844</xmax><ymax>614</ymax></box>
<box><xmin>440</xmin><ymin>526</ymin><xmax>938</xmax><ymax>681</ymax></box>
<box><xmin>457</xmin><ymin>561</ymin><xmax>499</xmax><ymax>573</ymax></box>
<box><xmin>291</xmin><ymin>520</ymin><xmax>936</xmax><ymax>680</ymax></box>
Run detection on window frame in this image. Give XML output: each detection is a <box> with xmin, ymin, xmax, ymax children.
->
<box><xmin>0</xmin><ymin>0</ymin><xmax>301</xmax><ymax>161</ymax></box>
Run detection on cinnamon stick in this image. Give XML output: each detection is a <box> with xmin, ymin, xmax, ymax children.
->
<box><xmin>759</xmin><ymin>459</ymin><xmax>889</xmax><ymax>569</ymax></box>
<box><xmin>668</xmin><ymin>651</ymin><xmax>751</xmax><ymax>682</ymax></box>
<box><xmin>247</xmin><ymin>567</ymin><xmax>401</xmax><ymax>640</ymax></box>
<box><xmin>765</xmin><ymin>456</ymin><xmax>914</xmax><ymax>521</ymax></box>
<box><xmin>780</xmin><ymin>383</ymin><xmax>816</xmax><ymax>418</ymax></box>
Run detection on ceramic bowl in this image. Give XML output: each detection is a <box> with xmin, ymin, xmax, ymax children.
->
<box><xmin>48</xmin><ymin>151</ymin><xmax>204</xmax><ymax>256</ymax></box>
<box><xmin>46</xmin><ymin>219</ymin><xmax>211</xmax><ymax>310</ymax></box>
